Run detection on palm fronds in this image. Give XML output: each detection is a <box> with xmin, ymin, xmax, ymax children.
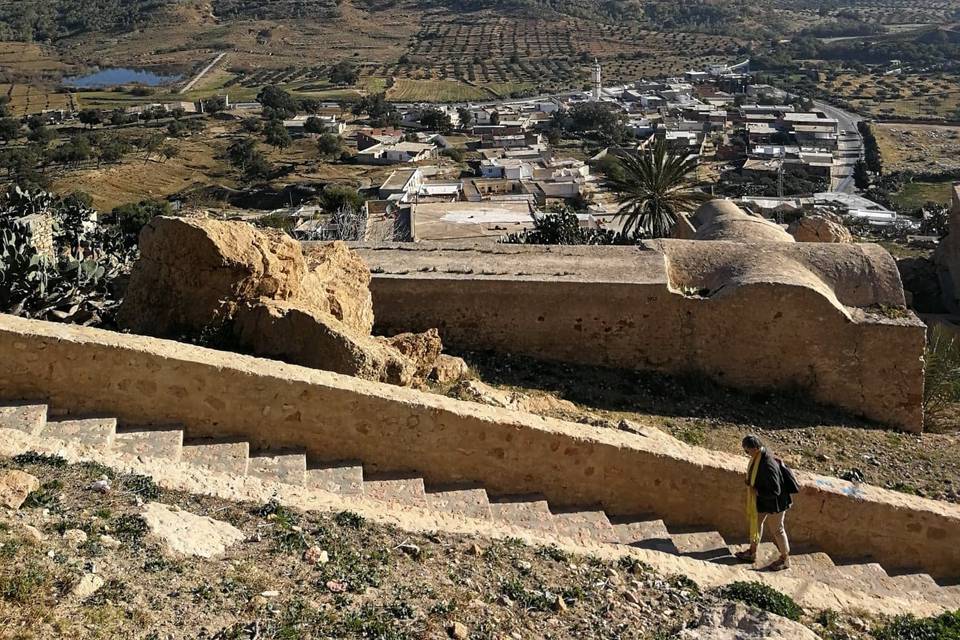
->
<box><xmin>603</xmin><ymin>138</ymin><xmax>705</xmax><ymax>238</ymax></box>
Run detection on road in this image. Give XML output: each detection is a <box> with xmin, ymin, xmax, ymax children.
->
<box><xmin>813</xmin><ymin>100</ymin><xmax>863</xmax><ymax>193</ymax></box>
<box><xmin>180</xmin><ymin>52</ymin><xmax>227</xmax><ymax>94</ymax></box>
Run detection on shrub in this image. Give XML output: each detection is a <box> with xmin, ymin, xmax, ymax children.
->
<box><xmin>109</xmin><ymin>199</ymin><xmax>172</xmax><ymax>242</ymax></box>
<box><xmin>716</xmin><ymin>581</ymin><xmax>803</xmax><ymax>621</ymax></box>
<box><xmin>873</xmin><ymin>610</ymin><xmax>960</xmax><ymax>640</ymax></box>
<box><xmin>440</xmin><ymin>147</ymin><xmax>464</xmax><ymax>163</ymax></box>
<box><xmin>500</xmin><ymin>207</ymin><xmax>638</xmax><ymax>245</ymax></box>
<box><xmin>13</xmin><ymin>451</ymin><xmax>66</xmax><ymax>467</ymax></box>
<box><xmin>924</xmin><ymin>324</ymin><xmax>960</xmax><ymax>423</ymax></box>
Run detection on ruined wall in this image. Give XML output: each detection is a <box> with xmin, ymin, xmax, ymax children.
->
<box><xmin>353</xmin><ymin>241</ymin><xmax>925</xmax><ymax>432</ymax></box>
<box><xmin>935</xmin><ymin>184</ymin><xmax>960</xmax><ymax>313</ymax></box>
<box><xmin>0</xmin><ymin>314</ymin><xmax>955</xmax><ymax>577</ymax></box>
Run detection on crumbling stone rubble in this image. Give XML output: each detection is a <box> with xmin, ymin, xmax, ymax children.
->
<box><xmin>787</xmin><ymin>213</ymin><xmax>853</xmax><ymax>244</ymax></box>
<box><xmin>118</xmin><ymin>216</ymin><xmax>461</xmax><ymax>386</ymax></box>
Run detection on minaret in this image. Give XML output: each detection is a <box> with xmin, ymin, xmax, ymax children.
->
<box><xmin>592</xmin><ymin>58</ymin><xmax>602</xmax><ymax>101</ymax></box>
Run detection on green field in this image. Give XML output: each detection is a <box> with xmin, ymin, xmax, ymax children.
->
<box><xmin>892</xmin><ymin>180</ymin><xmax>956</xmax><ymax>210</ymax></box>
<box><xmin>484</xmin><ymin>82</ymin><xmax>537</xmax><ymax>98</ymax></box>
<box><xmin>387</xmin><ymin>78</ymin><xmax>492</xmax><ymax>102</ymax></box>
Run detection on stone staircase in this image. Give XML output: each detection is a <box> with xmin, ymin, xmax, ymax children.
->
<box><xmin>3</xmin><ymin>401</ymin><xmax>959</xmax><ymax>615</ymax></box>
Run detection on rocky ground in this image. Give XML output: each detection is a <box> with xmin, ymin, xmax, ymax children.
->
<box><xmin>445</xmin><ymin>352</ymin><xmax>960</xmax><ymax>505</ymax></box>
<box><xmin>0</xmin><ymin>454</ymin><xmax>909</xmax><ymax>640</ymax></box>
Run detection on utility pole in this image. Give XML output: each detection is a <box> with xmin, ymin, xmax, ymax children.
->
<box><xmin>777</xmin><ymin>147</ymin><xmax>785</xmax><ymax>200</ymax></box>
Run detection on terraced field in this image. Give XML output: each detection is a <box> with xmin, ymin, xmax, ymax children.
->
<box><xmin>0</xmin><ymin>42</ymin><xmax>71</xmax><ymax>77</ymax></box>
<box><xmin>826</xmin><ymin>71</ymin><xmax>960</xmax><ymax>120</ymax></box>
<box><xmin>0</xmin><ymin>83</ymin><xmax>73</xmax><ymax>116</ymax></box>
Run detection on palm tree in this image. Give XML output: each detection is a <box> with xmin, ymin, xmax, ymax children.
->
<box><xmin>604</xmin><ymin>138</ymin><xmax>705</xmax><ymax>238</ymax></box>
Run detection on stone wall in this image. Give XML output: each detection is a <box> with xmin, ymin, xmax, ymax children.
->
<box><xmin>16</xmin><ymin>213</ymin><xmax>55</xmax><ymax>259</ymax></box>
<box><xmin>0</xmin><ymin>314</ymin><xmax>956</xmax><ymax>578</ymax></box>
<box><xmin>353</xmin><ymin>241</ymin><xmax>925</xmax><ymax>432</ymax></box>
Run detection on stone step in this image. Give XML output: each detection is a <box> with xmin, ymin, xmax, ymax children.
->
<box><xmin>836</xmin><ymin>561</ymin><xmax>889</xmax><ymax>580</ymax></box>
<box><xmin>489</xmin><ymin>495</ymin><xmax>556</xmax><ymax>534</ymax></box>
<box><xmin>40</xmin><ymin>418</ymin><xmax>116</xmax><ymax>450</ymax></box>
<box><xmin>942</xmin><ymin>585</ymin><xmax>960</xmax><ymax>602</ymax></box>
<box><xmin>364</xmin><ymin>473</ymin><xmax>428</xmax><ymax>507</ymax></box>
<box><xmin>823</xmin><ymin>563</ymin><xmax>905</xmax><ymax>601</ymax></box>
<box><xmin>0</xmin><ymin>403</ymin><xmax>48</xmax><ymax>435</ymax></box>
<box><xmin>305</xmin><ymin>461</ymin><xmax>364</xmax><ymax>496</ymax></box>
<box><xmin>608</xmin><ymin>517</ymin><xmax>680</xmax><ymax>553</ymax></box>
<box><xmin>426</xmin><ymin>485</ymin><xmax>492</xmax><ymax>519</ymax></box>
<box><xmin>181</xmin><ymin>439</ymin><xmax>250</xmax><ymax>476</ymax></box>
<box><xmin>726</xmin><ymin>542</ymin><xmax>834</xmax><ymax>573</ymax></box>
<box><xmin>551</xmin><ymin>508</ymin><xmax>614</xmax><ymax>543</ymax></box>
<box><xmin>888</xmin><ymin>573</ymin><xmax>959</xmax><ymax>607</ymax></box>
<box><xmin>113</xmin><ymin>428</ymin><xmax>184</xmax><ymax>461</ymax></box>
<box><xmin>248</xmin><ymin>451</ymin><xmax>307</xmax><ymax>485</ymax></box>
<box><xmin>669</xmin><ymin>529</ymin><xmax>732</xmax><ymax>561</ymax></box>
<box><xmin>889</xmin><ymin>572</ymin><xmax>940</xmax><ymax>594</ymax></box>
<box><xmin>9</xmin><ymin>407</ymin><xmax>960</xmax><ymax>610</ymax></box>
<box><xmin>791</xmin><ymin>551</ymin><xmax>836</xmax><ymax>569</ymax></box>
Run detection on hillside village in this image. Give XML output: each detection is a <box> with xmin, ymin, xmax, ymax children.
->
<box><xmin>2</xmin><ymin>2</ymin><xmax>960</xmax><ymax>639</ymax></box>
<box><xmin>7</xmin><ymin>57</ymin><xmax>905</xmax><ymax>244</ymax></box>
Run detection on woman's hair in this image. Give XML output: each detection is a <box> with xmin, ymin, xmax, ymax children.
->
<box><xmin>741</xmin><ymin>435</ymin><xmax>763</xmax><ymax>450</ymax></box>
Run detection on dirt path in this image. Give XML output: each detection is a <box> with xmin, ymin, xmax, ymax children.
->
<box><xmin>180</xmin><ymin>51</ymin><xmax>227</xmax><ymax>94</ymax></box>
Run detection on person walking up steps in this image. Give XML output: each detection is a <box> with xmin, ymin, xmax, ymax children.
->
<box><xmin>734</xmin><ymin>435</ymin><xmax>799</xmax><ymax>571</ymax></box>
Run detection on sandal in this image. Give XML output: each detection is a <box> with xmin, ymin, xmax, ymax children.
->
<box><xmin>765</xmin><ymin>557</ymin><xmax>791</xmax><ymax>572</ymax></box>
<box><xmin>734</xmin><ymin>550</ymin><xmax>756</xmax><ymax>563</ymax></box>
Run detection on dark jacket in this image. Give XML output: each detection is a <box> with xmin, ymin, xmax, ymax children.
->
<box><xmin>748</xmin><ymin>448</ymin><xmax>792</xmax><ymax>514</ymax></box>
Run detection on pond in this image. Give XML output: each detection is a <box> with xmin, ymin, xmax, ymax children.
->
<box><xmin>64</xmin><ymin>68</ymin><xmax>181</xmax><ymax>89</ymax></box>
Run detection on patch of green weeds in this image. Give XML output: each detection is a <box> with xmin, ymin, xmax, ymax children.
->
<box><xmin>334</xmin><ymin>511</ymin><xmax>365</xmax><ymax>529</ymax></box>
<box><xmin>535</xmin><ymin>543</ymin><xmax>568</xmax><ymax>562</ymax></box>
<box><xmin>0</xmin><ymin>561</ymin><xmax>51</xmax><ymax>603</ymax></box>
<box><xmin>53</xmin><ymin>516</ymin><xmax>99</xmax><ymax>536</ymax></box>
<box><xmin>143</xmin><ymin>556</ymin><xmax>180</xmax><ymax>574</ymax></box>
<box><xmin>111</xmin><ymin>514</ymin><xmax>148</xmax><ymax>545</ymax></box>
<box><xmin>84</xmin><ymin>579</ymin><xmax>128</xmax><ymax>606</ymax></box>
<box><xmin>500</xmin><ymin>578</ymin><xmax>558</xmax><ymax>612</ymax></box>
<box><xmin>888</xmin><ymin>481</ymin><xmax>919</xmax><ymax>495</ymax></box>
<box><xmin>77</xmin><ymin>461</ymin><xmax>116</xmax><ymax>479</ymax></box>
<box><xmin>13</xmin><ymin>451</ymin><xmax>66</xmax><ymax>467</ymax></box>
<box><xmin>23</xmin><ymin>479</ymin><xmax>63</xmax><ymax>509</ymax></box>
<box><xmin>716</xmin><ymin>581</ymin><xmax>802</xmax><ymax>621</ymax></box>
<box><xmin>876</xmin><ymin>304</ymin><xmax>909</xmax><ymax>320</ymax></box>
<box><xmin>317</xmin><ymin>547</ymin><xmax>390</xmax><ymax>593</ymax></box>
<box><xmin>257</xmin><ymin>499</ymin><xmax>310</xmax><ymax>553</ymax></box>
<box><xmin>872</xmin><ymin>610</ymin><xmax>960</xmax><ymax>640</ymax></box>
<box><xmin>119</xmin><ymin>474</ymin><xmax>161</xmax><ymax>500</ymax></box>
<box><xmin>429</xmin><ymin>600</ymin><xmax>455</xmax><ymax>616</ymax></box>
<box><xmin>191</xmin><ymin>584</ymin><xmax>215</xmax><ymax>602</ymax></box>
<box><xmin>338</xmin><ymin>604</ymin><xmax>411</xmax><ymax>640</ymax></box>
<box><xmin>675</xmin><ymin>424</ymin><xmax>706</xmax><ymax>446</ymax></box>
<box><xmin>386</xmin><ymin>600</ymin><xmax>415</xmax><ymax>620</ymax></box>
<box><xmin>816</xmin><ymin>609</ymin><xmax>856</xmax><ymax>640</ymax></box>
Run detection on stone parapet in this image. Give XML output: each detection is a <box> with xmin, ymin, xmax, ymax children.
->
<box><xmin>352</xmin><ymin>241</ymin><xmax>925</xmax><ymax>432</ymax></box>
<box><xmin>0</xmin><ymin>314</ymin><xmax>955</xmax><ymax>578</ymax></box>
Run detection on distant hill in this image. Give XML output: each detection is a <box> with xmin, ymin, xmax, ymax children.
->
<box><xmin>381</xmin><ymin>0</ymin><xmax>756</xmax><ymax>32</ymax></box>
<box><xmin>0</xmin><ymin>0</ymin><xmax>183</xmax><ymax>41</ymax></box>
<box><xmin>0</xmin><ymin>0</ymin><xmax>767</xmax><ymax>43</ymax></box>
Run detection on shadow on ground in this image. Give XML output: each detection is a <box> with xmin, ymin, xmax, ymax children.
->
<box><xmin>456</xmin><ymin>350</ymin><xmax>876</xmax><ymax>431</ymax></box>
